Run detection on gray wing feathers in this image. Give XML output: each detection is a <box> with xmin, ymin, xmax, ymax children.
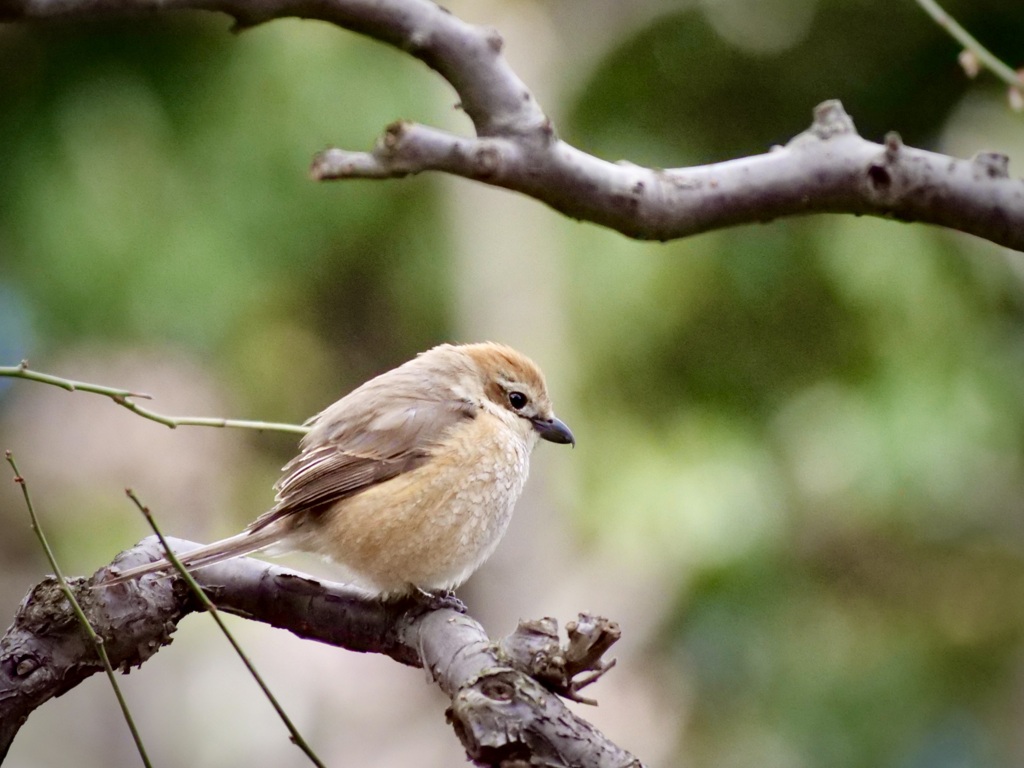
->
<box><xmin>252</xmin><ymin>349</ymin><xmax>479</xmax><ymax>530</ymax></box>
<box><xmin>301</xmin><ymin>350</ymin><xmax>478</xmax><ymax>454</ymax></box>
<box><xmin>248</xmin><ymin>447</ymin><xmax>421</xmax><ymax>532</ymax></box>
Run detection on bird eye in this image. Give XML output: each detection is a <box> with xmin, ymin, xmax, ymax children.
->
<box><xmin>508</xmin><ymin>391</ymin><xmax>528</xmax><ymax>410</ymax></box>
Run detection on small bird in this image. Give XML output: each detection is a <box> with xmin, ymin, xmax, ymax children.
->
<box><xmin>105</xmin><ymin>342</ymin><xmax>574</xmax><ymax>596</ymax></box>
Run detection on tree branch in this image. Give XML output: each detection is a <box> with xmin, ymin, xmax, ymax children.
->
<box><xmin>0</xmin><ymin>537</ymin><xmax>639</xmax><ymax>767</ymax></box>
<box><xmin>3</xmin><ymin>0</ymin><xmax>1022</xmax><ymax>250</ymax></box>
<box><xmin>0</xmin><ymin>362</ymin><xmax>308</xmax><ymax>434</ymax></box>
<box><xmin>311</xmin><ymin>104</ymin><xmax>1024</xmax><ymax>249</ymax></box>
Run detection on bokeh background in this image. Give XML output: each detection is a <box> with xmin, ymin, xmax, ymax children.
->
<box><xmin>3</xmin><ymin>0</ymin><xmax>1024</xmax><ymax>766</ymax></box>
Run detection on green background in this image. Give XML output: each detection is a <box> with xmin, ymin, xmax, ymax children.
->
<box><xmin>2</xmin><ymin>1</ymin><xmax>1024</xmax><ymax>766</ymax></box>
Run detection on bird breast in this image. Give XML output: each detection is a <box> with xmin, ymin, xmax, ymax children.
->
<box><xmin>308</xmin><ymin>409</ymin><xmax>534</xmax><ymax>594</ymax></box>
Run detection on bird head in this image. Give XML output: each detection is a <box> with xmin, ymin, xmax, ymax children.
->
<box><xmin>460</xmin><ymin>342</ymin><xmax>575</xmax><ymax>447</ymax></box>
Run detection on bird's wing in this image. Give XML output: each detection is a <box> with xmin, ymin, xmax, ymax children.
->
<box><xmin>259</xmin><ymin>445</ymin><xmax>419</xmax><ymax>525</ymax></box>
<box><xmin>249</xmin><ymin>357</ymin><xmax>479</xmax><ymax>533</ymax></box>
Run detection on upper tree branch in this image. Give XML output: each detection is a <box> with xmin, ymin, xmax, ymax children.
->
<box><xmin>3</xmin><ymin>0</ymin><xmax>1022</xmax><ymax>250</ymax></box>
<box><xmin>1</xmin><ymin>537</ymin><xmax>639</xmax><ymax>767</ymax></box>
<box><xmin>312</xmin><ymin>105</ymin><xmax>1024</xmax><ymax>249</ymax></box>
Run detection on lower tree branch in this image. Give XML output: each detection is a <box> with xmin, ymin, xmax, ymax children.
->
<box><xmin>0</xmin><ymin>537</ymin><xmax>639</xmax><ymax>767</ymax></box>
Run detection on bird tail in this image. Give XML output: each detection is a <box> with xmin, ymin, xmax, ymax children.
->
<box><xmin>100</xmin><ymin>525</ymin><xmax>285</xmax><ymax>586</ymax></box>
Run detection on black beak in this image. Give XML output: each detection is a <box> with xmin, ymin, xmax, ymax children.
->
<box><xmin>532</xmin><ymin>416</ymin><xmax>576</xmax><ymax>447</ymax></box>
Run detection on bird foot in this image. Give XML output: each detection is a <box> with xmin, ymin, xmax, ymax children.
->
<box><xmin>410</xmin><ymin>586</ymin><xmax>467</xmax><ymax>614</ymax></box>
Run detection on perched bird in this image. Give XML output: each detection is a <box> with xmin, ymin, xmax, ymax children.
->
<box><xmin>105</xmin><ymin>342</ymin><xmax>574</xmax><ymax>596</ymax></box>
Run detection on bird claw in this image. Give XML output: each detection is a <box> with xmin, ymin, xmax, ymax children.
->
<box><xmin>410</xmin><ymin>586</ymin><xmax>467</xmax><ymax>614</ymax></box>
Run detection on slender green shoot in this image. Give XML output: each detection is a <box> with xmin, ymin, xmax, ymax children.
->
<box><xmin>6</xmin><ymin>451</ymin><xmax>153</xmax><ymax>768</ymax></box>
<box><xmin>0</xmin><ymin>361</ymin><xmax>308</xmax><ymax>435</ymax></box>
<box><xmin>915</xmin><ymin>0</ymin><xmax>1023</xmax><ymax>89</ymax></box>
<box><xmin>124</xmin><ymin>489</ymin><xmax>326</xmax><ymax>768</ymax></box>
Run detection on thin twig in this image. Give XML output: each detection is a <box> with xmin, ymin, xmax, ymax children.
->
<box><xmin>915</xmin><ymin>0</ymin><xmax>1023</xmax><ymax>88</ymax></box>
<box><xmin>5</xmin><ymin>451</ymin><xmax>153</xmax><ymax>768</ymax></box>
<box><xmin>0</xmin><ymin>362</ymin><xmax>308</xmax><ymax>435</ymax></box>
<box><xmin>123</xmin><ymin>489</ymin><xmax>327</xmax><ymax>768</ymax></box>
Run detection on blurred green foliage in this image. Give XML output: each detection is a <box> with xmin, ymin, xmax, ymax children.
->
<box><xmin>0</xmin><ymin>16</ymin><xmax>453</xmax><ymax>418</ymax></box>
<box><xmin>567</xmin><ymin>0</ymin><xmax>1024</xmax><ymax>161</ymax></box>
<box><xmin>565</xmin><ymin>2</ymin><xmax>1024</xmax><ymax>767</ymax></box>
<box><xmin>3</xmin><ymin>1</ymin><xmax>1024</xmax><ymax>767</ymax></box>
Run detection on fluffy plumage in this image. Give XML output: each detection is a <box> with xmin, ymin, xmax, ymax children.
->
<box><xmin>104</xmin><ymin>342</ymin><xmax>573</xmax><ymax>595</ymax></box>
